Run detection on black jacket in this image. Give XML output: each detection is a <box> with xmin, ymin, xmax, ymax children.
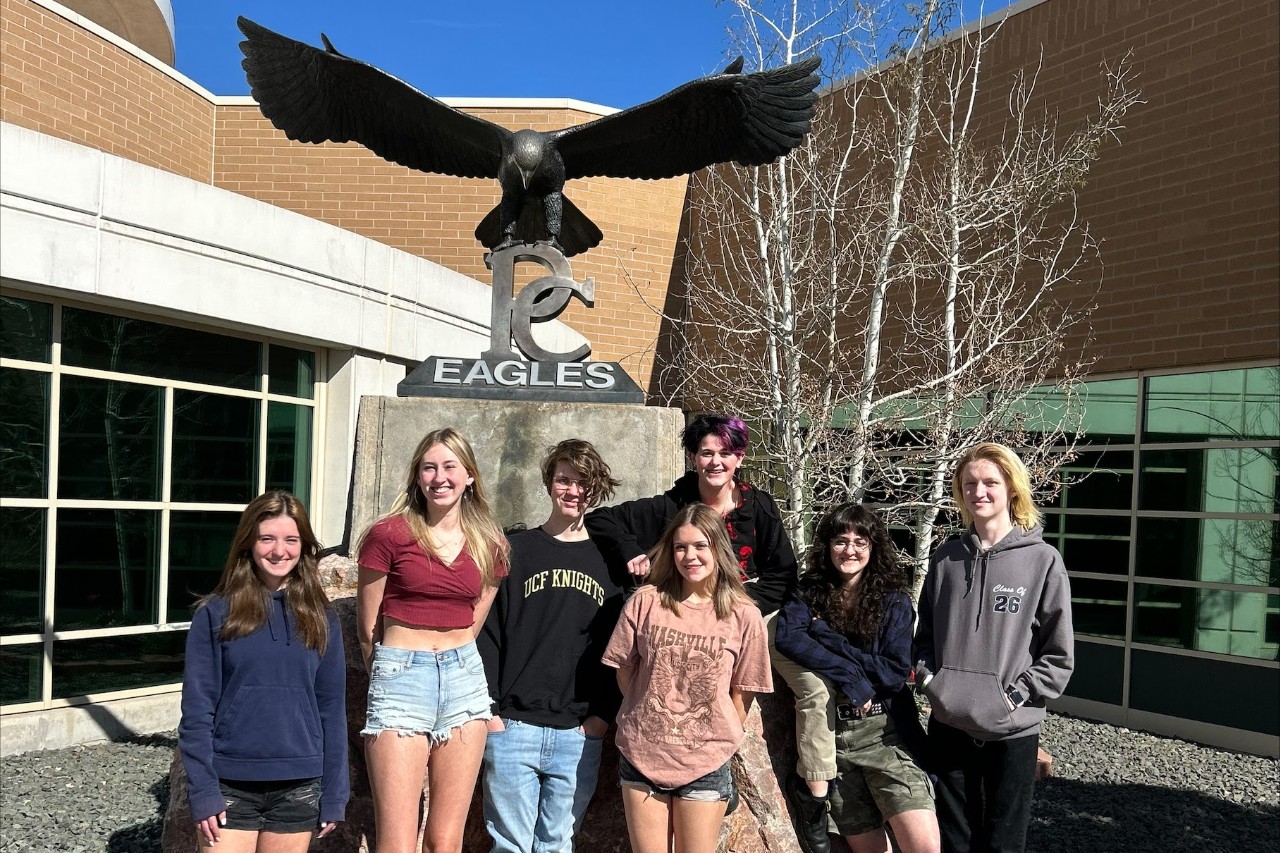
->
<box><xmin>585</xmin><ymin>471</ymin><xmax>798</xmax><ymax>614</ymax></box>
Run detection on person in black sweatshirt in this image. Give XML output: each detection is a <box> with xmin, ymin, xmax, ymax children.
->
<box><xmin>178</xmin><ymin>491</ymin><xmax>348</xmax><ymax>851</ymax></box>
<box><xmin>478</xmin><ymin>439</ymin><xmax>628</xmax><ymax>853</ymax></box>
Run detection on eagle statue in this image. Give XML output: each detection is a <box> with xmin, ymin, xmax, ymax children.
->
<box><xmin>237</xmin><ymin>17</ymin><xmax>822</xmax><ymax>257</ymax></box>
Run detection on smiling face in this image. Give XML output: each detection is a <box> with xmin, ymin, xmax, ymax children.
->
<box><xmin>673</xmin><ymin>523</ymin><xmax>717</xmax><ymax>590</ymax></box>
<box><xmin>829</xmin><ymin>528</ymin><xmax>872</xmax><ymax>586</ymax></box>
<box><xmin>961</xmin><ymin>458</ymin><xmax>1011</xmax><ymax>525</ymax></box>
<box><xmin>252</xmin><ymin>514</ymin><xmax>302</xmax><ymax>591</ymax></box>
<box><xmin>690</xmin><ymin>434</ymin><xmax>743</xmax><ymax>493</ymax></box>
<box><xmin>548</xmin><ymin>460</ymin><xmax>590</xmax><ymax>521</ymax></box>
<box><xmin>417</xmin><ymin>443</ymin><xmax>475</xmax><ymax>519</ymax></box>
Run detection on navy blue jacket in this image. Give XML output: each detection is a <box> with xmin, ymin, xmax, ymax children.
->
<box><xmin>178</xmin><ymin>591</ymin><xmax>349</xmax><ymax>823</ymax></box>
<box><xmin>774</xmin><ymin>588</ymin><xmax>914</xmax><ymax>707</ymax></box>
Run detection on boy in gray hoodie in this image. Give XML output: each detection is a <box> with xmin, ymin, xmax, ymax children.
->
<box><xmin>914</xmin><ymin>442</ymin><xmax>1073</xmax><ymax>853</ymax></box>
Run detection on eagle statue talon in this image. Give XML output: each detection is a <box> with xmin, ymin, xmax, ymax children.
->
<box><xmin>237</xmin><ymin>17</ymin><xmax>821</xmax><ymax>258</ymax></box>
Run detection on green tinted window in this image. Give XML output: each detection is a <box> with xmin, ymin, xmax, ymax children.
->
<box><xmin>1134</xmin><ymin>583</ymin><xmax>1278</xmax><ymax>660</ymax></box>
<box><xmin>0</xmin><ymin>644</ymin><xmax>42</xmax><ymax>705</ymax></box>
<box><xmin>53</xmin><ymin>631</ymin><xmax>185</xmax><ymax>699</ymax></box>
<box><xmin>268</xmin><ymin>345</ymin><xmax>315</xmax><ymax>399</ymax></box>
<box><xmin>58</xmin><ymin>377</ymin><xmax>162</xmax><ymax>501</ymax></box>
<box><xmin>0</xmin><ymin>296</ymin><xmax>52</xmax><ymax>362</ymax></box>
<box><xmin>171</xmin><ymin>391</ymin><xmax>259</xmax><ymax>504</ymax></box>
<box><xmin>266</xmin><ymin>402</ymin><xmax>313</xmax><ymax>499</ymax></box>
<box><xmin>168</xmin><ymin>511</ymin><xmax>240</xmax><ymax>618</ymax></box>
<box><xmin>1144</xmin><ymin>367</ymin><xmax>1280</xmax><ymax>441</ymax></box>
<box><xmin>1</xmin><ymin>508</ymin><xmax>44</xmax><ymax>635</ymax></box>
<box><xmin>1047</xmin><ymin>450</ymin><xmax>1133</xmax><ymax>510</ymax></box>
<box><xmin>1136</xmin><ymin>517</ymin><xmax>1278</xmax><ymax>587</ymax></box>
<box><xmin>0</xmin><ymin>368</ymin><xmax>49</xmax><ymax>498</ymax></box>
<box><xmin>62</xmin><ymin>307</ymin><xmax>261</xmax><ymax>391</ymax></box>
<box><xmin>1069</xmin><ymin>577</ymin><xmax>1127</xmax><ymax>639</ymax></box>
<box><xmin>54</xmin><ymin>509</ymin><xmax>158</xmax><ymax>630</ymax></box>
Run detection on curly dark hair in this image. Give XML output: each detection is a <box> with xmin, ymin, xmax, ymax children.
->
<box><xmin>798</xmin><ymin>503</ymin><xmax>908</xmax><ymax>645</ymax></box>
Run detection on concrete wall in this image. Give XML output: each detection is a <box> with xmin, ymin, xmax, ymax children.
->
<box><xmin>348</xmin><ymin>398</ymin><xmax>686</xmax><ymax>546</ymax></box>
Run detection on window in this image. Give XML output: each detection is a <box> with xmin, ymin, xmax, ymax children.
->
<box><xmin>1045</xmin><ymin>367</ymin><xmax>1279</xmax><ymax>734</ymax></box>
<box><xmin>0</xmin><ymin>295</ymin><xmax>320</xmax><ymax>710</ymax></box>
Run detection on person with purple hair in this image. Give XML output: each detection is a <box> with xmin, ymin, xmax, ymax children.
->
<box><xmin>586</xmin><ymin>414</ymin><xmax>798</xmax><ymax>616</ymax></box>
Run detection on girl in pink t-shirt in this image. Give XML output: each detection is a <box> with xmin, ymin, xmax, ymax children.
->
<box><xmin>603</xmin><ymin>503</ymin><xmax>773</xmax><ymax>853</ymax></box>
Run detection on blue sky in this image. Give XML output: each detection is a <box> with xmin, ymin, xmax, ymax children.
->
<box><xmin>173</xmin><ymin>1</ymin><xmax>998</xmax><ymax>109</ymax></box>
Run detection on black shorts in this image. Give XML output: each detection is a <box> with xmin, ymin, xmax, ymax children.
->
<box><xmin>217</xmin><ymin>777</ymin><xmax>321</xmax><ymax>833</ymax></box>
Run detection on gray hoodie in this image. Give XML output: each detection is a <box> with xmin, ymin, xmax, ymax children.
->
<box><xmin>915</xmin><ymin>525</ymin><xmax>1073</xmax><ymax>741</ymax></box>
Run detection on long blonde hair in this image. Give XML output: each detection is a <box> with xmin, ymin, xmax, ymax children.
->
<box><xmin>951</xmin><ymin>442</ymin><xmax>1042</xmax><ymax>530</ymax></box>
<box><xmin>646</xmin><ymin>503</ymin><xmax>753</xmax><ymax>619</ymax></box>
<box><xmin>198</xmin><ymin>491</ymin><xmax>331</xmax><ymax>653</ymax></box>
<box><xmin>376</xmin><ymin>427</ymin><xmax>508</xmax><ymax>586</ymax></box>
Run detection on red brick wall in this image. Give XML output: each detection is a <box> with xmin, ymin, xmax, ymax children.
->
<box><xmin>0</xmin><ymin>0</ymin><xmax>213</xmax><ymax>182</ymax></box>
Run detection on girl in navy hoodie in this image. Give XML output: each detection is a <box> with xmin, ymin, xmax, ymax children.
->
<box><xmin>179</xmin><ymin>491</ymin><xmax>348</xmax><ymax>850</ymax></box>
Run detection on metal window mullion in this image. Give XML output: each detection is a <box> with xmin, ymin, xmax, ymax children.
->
<box><xmin>42</xmin><ymin>304</ymin><xmax>64</xmax><ymax>708</ymax></box>
<box><xmin>1122</xmin><ymin>382</ymin><xmax>1144</xmax><ymax>713</ymax></box>
<box><xmin>1131</xmin><ymin>576</ymin><xmax>1279</xmax><ymax>596</ymax></box>
<box><xmin>310</xmin><ymin>348</ymin><xmax>327</xmax><ymax>520</ymax></box>
<box><xmin>258</xmin><ymin>374</ymin><xmax>269</xmax><ymax>496</ymax></box>
<box><xmin>158</xmin><ymin>386</ymin><xmax>174</xmax><ymax>626</ymax></box>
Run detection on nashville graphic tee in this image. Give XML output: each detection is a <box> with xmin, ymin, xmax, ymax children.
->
<box><xmin>602</xmin><ymin>586</ymin><xmax>773</xmax><ymax>788</ymax></box>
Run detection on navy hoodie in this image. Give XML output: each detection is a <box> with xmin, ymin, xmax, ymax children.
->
<box><xmin>178</xmin><ymin>591</ymin><xmax>349</xmax><ymax>823</ymax></box>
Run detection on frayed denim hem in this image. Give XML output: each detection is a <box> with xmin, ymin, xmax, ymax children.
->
<box><xmin>361</xmin><ymin>712</ymin><xmax>491</xmax><ymax>746</ymax></box>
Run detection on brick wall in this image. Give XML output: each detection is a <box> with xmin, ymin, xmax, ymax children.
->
<box><xmin>972</xmin><ymin>0</ymin><xmax>1279</xmax><ymax>374</ymax></box>
<box><xmin>0</xmin><ymin>0</ymin><xmax>213</xmax><ymax>182</ymax></box>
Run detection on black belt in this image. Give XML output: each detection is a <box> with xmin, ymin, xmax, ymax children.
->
<box><xmin>835</xmin><ymin>700</ymin><xmax>886</xmax><ymax>722</ymax></box>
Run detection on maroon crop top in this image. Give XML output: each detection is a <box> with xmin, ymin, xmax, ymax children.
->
<box><xmin>358</xmin><ymin>515</ymin><xmax>506</xmax><ymax>629</ymax></box>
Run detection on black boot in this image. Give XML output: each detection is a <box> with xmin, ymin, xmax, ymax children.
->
<box><xmin>787</xmin><ymin>775</ymin><xmax>831</xmax><ymax>853</ymax></box>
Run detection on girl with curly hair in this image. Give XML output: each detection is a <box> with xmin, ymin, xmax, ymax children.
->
<box><xmin>775</xmin><ymin>504</ymin><xmax>938</xmax><ymax>853</ymax></box>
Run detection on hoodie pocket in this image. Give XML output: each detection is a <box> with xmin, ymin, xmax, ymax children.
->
<box><xmin>214</xmin><ymin>685</ymin><xmax>322</xmax><ymax>759</ymax></box>
<box><xmin>925</xmin><ymin>666</ymin><xmax>1011</xmax><ymax>737</ymax></box>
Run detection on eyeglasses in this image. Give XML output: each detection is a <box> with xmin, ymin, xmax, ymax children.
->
<box><xmin>831</xmin><ymin>538</ymin><xmax>871</xmax><ymax>553</ymax></box>
<box><xmin>552</xmin><ymin>475</ymin><xmax>589</xmax><ymax>491</ymax></box>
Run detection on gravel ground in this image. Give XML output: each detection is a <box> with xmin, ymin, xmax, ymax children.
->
<box><xmin>1</xmin><ymin>715</ymin><xmax>1276</xmax><ymax>852</ymax></box>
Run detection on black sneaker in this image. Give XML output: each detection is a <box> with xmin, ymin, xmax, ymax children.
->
<box><xmin>786</xmin><ymin>775</ymin><xmax>831</xmax><ymax>853</ymax></box>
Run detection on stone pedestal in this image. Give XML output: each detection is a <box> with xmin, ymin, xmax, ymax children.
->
<box><xmin>348</xmin><ymin>397</ymin><xmax>686</xmax><ymax>545</ymax></box>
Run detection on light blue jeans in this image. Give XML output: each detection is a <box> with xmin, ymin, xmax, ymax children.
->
<box><xmin>482</xmin><ymin>718</ymin><xmax>604</xmax><ymax>853</ymax></box>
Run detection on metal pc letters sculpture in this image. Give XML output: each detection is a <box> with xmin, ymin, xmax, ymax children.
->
<box><xmin>237</xmin><ymin>17</ymin><xmax>821</xmax><ymax>257</ymax></box>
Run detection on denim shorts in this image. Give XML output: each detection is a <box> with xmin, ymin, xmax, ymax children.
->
<box><xmin>618</xmin><ymin>754</ymin><xmax>736</xmax><ymax>803</ymax></box>
<box><xmin>361</xmin><ymin>641</ymin><xmax>492</xmax><ymax>743</ymax></box>
<box><xmin>217</xmin><ymin>777</ymin><xmax>320</xmax><ymax>833</ymax></box>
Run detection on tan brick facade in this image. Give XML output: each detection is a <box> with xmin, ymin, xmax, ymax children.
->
<box><xmin>2</xmin><ymin>0</ymin><xmax>1276</xmax><ymax>386</ymax></box>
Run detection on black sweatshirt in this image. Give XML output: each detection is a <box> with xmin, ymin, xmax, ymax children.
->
<box><xmin>478</xmin><ymin>526</ymin><xmax>627</xmax><ymax>728</ymax></box>
<box><xmin>584</xmin><ymin>471</ymin><xmax>799</xmax><ymax>614</ymax></box>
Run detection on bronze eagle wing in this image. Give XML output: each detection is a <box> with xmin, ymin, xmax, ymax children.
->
<box><xmin>236</xmin><ymin>16</ymin><xmax>507</xmax><ymax>181</ymax></box>
<box><xmin>553</xmin><ymin>55</ymin><xmax>822</xmax><ymax>182</ymax></box>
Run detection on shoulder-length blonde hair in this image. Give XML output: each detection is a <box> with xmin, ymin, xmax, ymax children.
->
<box><xmin>199</xmin><ymin>491</ymin><xmax>331</xmax><ymax>653</ymax></box>
<box><xmin>646</xmin><ymin>503</ymin><xmax>752</xmax><ymax>619</ymax></box>
<box><xmin>375</xmin><ymin>427</ymin><xmax>509</xmax><ymax>586</ymax></box>
<box><xmin>951</xmin><ymin>442</ymin><xmax>1042</xmax><ymax>530</ymax></box>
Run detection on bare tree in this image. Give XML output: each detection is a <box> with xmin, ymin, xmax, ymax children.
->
<box><xmin>648</xmin><ymin>0</ymin><xmax>1140</xmax><ymax>586</ymax></box>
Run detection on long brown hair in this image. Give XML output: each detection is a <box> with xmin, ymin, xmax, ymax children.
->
<box><xmin>800</xmin><ymin>503</ymin><xmax>907</xmax><ymax>646</ymax></box>
<box><xmin>376</xmin><ymin>427</ymin><xmax>508</xmax><ymax>586</ymax></box>
<box><xmin>198</xmin><ymin>491</ymin><xmax>331</xmax><ymax>653</ymax></box>
<box><xmin>646</xmin><ymin>503</ymin><xmax>753</xmax><ymax>619</ymax></box>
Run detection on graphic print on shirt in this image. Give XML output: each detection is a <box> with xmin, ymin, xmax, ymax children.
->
<box><xmin>639</xmin><ymin>625</ymin><xmax>724</xmax><ymax>748</ymax></box>
<box><xmin>992</xmin><ymin>583</ymin><xmax>1025</xmax><ymax>614</ymax></box>
<box><xmin>522</xmin><ymin>567</ymin><xmax>607</xmax><ymax>605</ymax></box>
